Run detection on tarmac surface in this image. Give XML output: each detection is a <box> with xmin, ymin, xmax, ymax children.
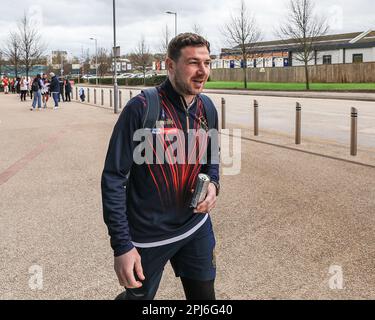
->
<box><xmin>0</xmin><ymin>91</ymin><xmax>374</xmax><ymax>300</ymax></box>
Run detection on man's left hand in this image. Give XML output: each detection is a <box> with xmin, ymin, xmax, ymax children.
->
<box><xmin>194</xmin><ymin>183</ymin><xmax>217</xmax><ymax>214</ymax></box>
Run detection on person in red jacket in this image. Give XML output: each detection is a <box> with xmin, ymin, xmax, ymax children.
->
<box><xmin>2</xmin><ymin>77</ymin><xmax>9</xmax><ymax>94</ymax></box>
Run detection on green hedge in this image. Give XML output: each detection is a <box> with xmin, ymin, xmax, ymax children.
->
<box><xmin>87</xmin><ymin>75</ymin><xmax>167</xmax><ymax>86</ymax></box>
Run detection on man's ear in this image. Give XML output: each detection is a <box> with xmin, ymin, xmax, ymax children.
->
<box><xmin>165</xmin><ymin>57</ymin><xmax>175</xmax><ymax>73</ymax></box>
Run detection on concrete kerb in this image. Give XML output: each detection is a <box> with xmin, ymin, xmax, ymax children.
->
<box><xmin>204</xmin><ymin>89</ymin><xmax>375</xmax><ymax>102</ymax></box>
<box><xmin>76</xmin><ymin>83</ymin><xmax>375</xmax><ymax>102</ymax></box>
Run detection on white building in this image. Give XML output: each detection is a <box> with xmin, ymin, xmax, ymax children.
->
<box><xmin>219</xmin><ymin>30</ymin><xmax>375</xmax><ymax>68</ymax></box>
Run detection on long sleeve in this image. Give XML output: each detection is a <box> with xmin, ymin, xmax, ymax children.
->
<box><xmin>101</xmin><ymin>99</ymin><xmax>143</xmax><ymax>257</ymax></box>
<box><xmin>201</xmin><ymin>109</ymin><xmax>220</xmax><ymax>184</ymax></box>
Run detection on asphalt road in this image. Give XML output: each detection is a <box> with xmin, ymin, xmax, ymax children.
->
<box><xmin>75</xmin><ymin>85</ymin><xmax>375</xmax><ymax>148</ymax></box>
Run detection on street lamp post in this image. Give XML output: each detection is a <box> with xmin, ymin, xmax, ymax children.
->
<box><xmin>113</xmin><ymin>0</ymin><xmax>119</xmax><ymax>114</ymax></box>
<box><xmin>166</xmin><ymin>11</ymin><xmax>177</xmax><ymax>37</ymax></box>
<box><xmin>60</xmin><ymin>53</ymin><xmax>64</xmax><ymax>77</ymax></box>
<box><xmin>89</xmin><ymin>37</ymin><xmax>98</xmax><ymax>86</ymax></box>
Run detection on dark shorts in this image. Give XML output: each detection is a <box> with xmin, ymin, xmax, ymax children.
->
<box><xmin>126</xmin><ymin>216</ymin><xmax>216</xmax><ymax>300</ymax></box>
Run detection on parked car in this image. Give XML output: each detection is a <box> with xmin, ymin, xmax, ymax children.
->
<box><xmin>81</xmin><ymin>74</ymin><xmax>96</xmax><ymax>80</ymax></box>
<box><xmin>118</xmin><ymin>73</ymin><xmax>133</xmax><ymax>79</ymax></box>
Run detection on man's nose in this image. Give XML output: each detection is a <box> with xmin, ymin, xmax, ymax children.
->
<box><xmin>197</xmin><ymin>63</ymin><xmax>207</xmax><ymax>75</ymax></box>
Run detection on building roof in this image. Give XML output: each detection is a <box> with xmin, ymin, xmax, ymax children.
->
<box><xmin>222</xmin><ymin>31</ymin><xmax>375</xmax><ymax>56</ymax></box>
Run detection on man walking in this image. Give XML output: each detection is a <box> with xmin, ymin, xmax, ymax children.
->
<box><xmin>64</xmin><ymin>78</ymin><xmax>72</xmax><ymax>102</ymax></box>
<box><xmin>101</xmin><ymin>33</ymin><xmax>220</xmax><ymax>300</ymax></box>
<box><xmin>30</xmin><ymin>74</ymin><xmax>44</xmax><ymax>111</ymax></box>
<box><xmin>49</xmin><ymin>73</ymin><xmax>60</xmax><ymax>109</ymax></box>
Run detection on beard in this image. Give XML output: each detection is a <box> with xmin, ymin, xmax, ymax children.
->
<box><xmin>173</xmin><ymin>69</ymin><xmax>205</xmax><ymax>96</ymax></box>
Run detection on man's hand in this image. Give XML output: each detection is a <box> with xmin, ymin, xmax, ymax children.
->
<box><xmin>114</xmin><ymin>248</ymin><xmax>145</xmax><ymax>288</ymax></box>
<box><xmin>194</xmin><ymin>183</ymin><xmax>217</xmax><ymax>213</ymax></box>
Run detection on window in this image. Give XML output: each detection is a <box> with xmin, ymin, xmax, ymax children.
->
<box><xmin>323</xmin><ymin>55</ymin><xmax>332</xmax><ymax>65</ymax></box>
<box><xmin>352</xmin><ymin>54</ymin><xmax>363</xmax><ymax>63</ymax></box>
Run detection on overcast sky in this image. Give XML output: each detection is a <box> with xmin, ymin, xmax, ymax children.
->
<box><xmin>0</xmin><ymin>0</ymin><xmax>374</xmax><ymax>58</ymax></box>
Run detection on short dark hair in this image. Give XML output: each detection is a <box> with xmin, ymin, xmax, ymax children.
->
<box><xmin>167</xmin><ymin>33</ymin><xmax>210</xmax><ymax>62</ymax></box>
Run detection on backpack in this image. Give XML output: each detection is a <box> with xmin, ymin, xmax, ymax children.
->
<box><xmin>31</xmin><ymin>81</ymin><xmax>40</xmax><ymax>92</ymax></box>
<box><xmin>141</xmin><ymin>88</ymin><xmax>216</xmax><ymax>130</ymax></box>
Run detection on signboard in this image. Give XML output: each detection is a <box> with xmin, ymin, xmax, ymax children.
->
<box><xmin>113</xmin><ymin>46</ymin><xmax>121</xmax><ymax>58</ymax></box>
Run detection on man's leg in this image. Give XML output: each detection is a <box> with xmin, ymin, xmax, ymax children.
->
<box><xmin>115</xmin><ymin>243</ymin><xmax>182</xmax><ymax>300</ymax></box>
<box><xmin>37</xmin><ymin>91</ymin><xmax>42</xmax><ymax>108</ymax></box>
<box><xmin>53</xmin><ymin>93</ymin><xmax>59</xmax><ymax>108</ymax></box>
<box><xmin>181</xmin><ymin>277</ymin><xmax>215</xmax><ymax>300</ymax></box>
<box><xmin>170</xmin><ymin>217</ymin><xmax>217</xmax><ymax>300</ymax></box>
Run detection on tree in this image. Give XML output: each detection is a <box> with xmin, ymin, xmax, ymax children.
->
<box><xmin>18</xmin><ymin>13</ymin><xmax>46</xmax><ymax>78</ymax></box>
<box><xmin>159</xmin><ymin>25</ymin><xmax>170</xmax><ymax>60</ymax></box>
<box><xmin>222</xmin><ymin>0</ymin><xmax>261</xmax><ymax>89</ymax></box>
<box><xmin>192</xmin><ymin>23</ymin><xmax>203</xmax><ymax>35</ymax></box>
<box><xmin>2</xmin><ymin>32</ymin><xmax>22</xmax><ymax>77</ymax></box>
<box><xmin>278</xmin><ymin>0</ymin><xmax>328</xmax><ymax>90</ymax></box>
<box><xmin>129</xmin><ymin>37</ymin><xmax>153</xmax><ymax>84</ymax></box>
<box><xmin>96</xmin><ymin>48</ymin><xmax>111</xmax><ymax>83</ymax></box>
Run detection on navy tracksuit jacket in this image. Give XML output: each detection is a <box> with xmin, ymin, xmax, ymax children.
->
<box><xmin>101</xmin><ymin>79</ymin><xmax>219</xmax><ymax>257</ymax></box>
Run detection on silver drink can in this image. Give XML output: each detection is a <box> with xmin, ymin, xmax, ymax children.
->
<box><xmin>190</xmin><ymin>173</ymin><xmax>211</xmax><ymax>208</ymax></box>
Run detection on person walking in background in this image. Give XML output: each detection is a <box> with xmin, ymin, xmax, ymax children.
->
<box><xmin>3</xmin><ymin>76</ymin><xmax>9</xmax><ymax>94</ymax></box>
<box><xmin>30</xmin><ymin>74</ymin><xmax>43</xmax><ymax>111</ymax></box>
<box><xmin>59</xmin><ymin>77</ymin><xmax>65</xmax><ymax>102</ymax></box>
<box><xmin>28</xmin><ymin>77</ymin><xmax>33</xmax><ymax>100</ymax></box>
<box><xmin>10</xmin><ymin>78</ymin><xmax>16</xmax><ymax>94</ymax></box>
<box><xmin>49</xmin><ymin>72</ymin><xmax>60</xmax><ymax>110</ymax></box>
<box><xmin>64</xmin><ymin>78</ymin><xmax>72</xmax><ymax>102</ymax></box>
<box><xmin>20</xmin><ymin>77</ymin><xmax>28</xmax><ymax>102</ymax></box>
<box><xmin>16</xmin><ymin>77</ymin><xmax>21</xmax><ymax>95</ymax></box>
<box><xmin>79</xmin><ymin>87</ymin><xmax>85</xmax><ymax>102</ymax></box>
<box><xmin>41</xmin><ymin>74</ymin><xmax>50</xmax><ymax>108</ymax></box>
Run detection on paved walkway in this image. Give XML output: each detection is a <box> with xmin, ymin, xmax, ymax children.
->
<box><xmin>0</xmin><ymin>93</ymin><xmax>374</xmax><ymax>299</ymax></box>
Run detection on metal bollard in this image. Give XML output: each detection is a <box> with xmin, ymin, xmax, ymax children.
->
<box><xmin>87</xmin><ymin>88</ymin><xmax>90</xmax><ymax>103</ymax></box>
<box><xmin>119</xmin><ymin>90</ymin><xmax>122</xmax><ymax>109</ymax></box>
<box><xmin>254</xmin><ymin>100</ymin><xmax>259</xmax><ymax>136</ymax></box>
<box><xmin>221</xmin><ymin>97</ymin><xmax>226</xmax><ymax>130</ymax></box>
<box><xmin>295</xmin><ymin>102</ymin><xmax>302</xmax><ymax>145</ymax></box>
<box><xmin>94</xmin><ymin>89</ymin><xmax>97</xmax><ymax>104</ymax></box>
<box><xmin>101</xmin><ymin>89</ymin><xmax>104</xmax><ymax>106</ymax></box>
<box><xmin>130</xmin><ymin>90</ymin><xmax>133</xmax><ymax>100</ymax></box>
<box><xmin>110</xmin><ymin>90</ymin><xmax>113</xmax><ymax>108</ymax></box>
<box><xmin>350</xmin><ymin>107</ymin><xmax>358</xmax><ymax>156</ymax></box>
<box><xmin>75</xmin><ymin>87</ymin><xmax>78</xmax><ymax>101</ymax></box>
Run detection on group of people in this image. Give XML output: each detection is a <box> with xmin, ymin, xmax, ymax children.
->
<box><xmin>1</xmin><ymin>76</ymin><xmax>22</xmax><ymax>94</ymax></box>
<box><xmin>1</xmin><ymin>73</ymin><xmax>73</xmax><ymax>110</ymax></box>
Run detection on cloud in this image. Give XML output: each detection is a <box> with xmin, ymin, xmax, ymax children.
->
<box><xmin>0</xmin><ymin>0</ymin><xmax>373</xmax><ymax>57</ymax></box>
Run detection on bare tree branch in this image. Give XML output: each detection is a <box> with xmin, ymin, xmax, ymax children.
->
<box><xmin>2</xmin><ymin>32</ymin><xmax>22</xmax><ymax>77</ymax></box>
<box><xmin>192</xmin><ymin>24</ymin><xmax>203</xmax><ymax>35</ymax></box>
<box><xmin>18</xmin><ymin>12</ymin><xmax>47</xmax><ymax>78</ymax></box>
<box><xmin>221</xmin><ymin>0</ymin><xmax>262</xmax><ymax>89</ymax></box>
<box><xmin>159</xmin><ymin>25</ymin><xmax>170</xmax><ymax>59</ymax></box>
<box><xmin>129</xmin><ymin>37</ymin><xmax>153</xmax><ymax>84</ymax></box>
<box><xmin>278</xmin><ymin>0</ymin><xmax>329</xmax><ymax>89</ymax></box>
<box><xmin>96</xmin><ymin>48</ymin><xmax>111</xmax><ymax>81</ymax></box>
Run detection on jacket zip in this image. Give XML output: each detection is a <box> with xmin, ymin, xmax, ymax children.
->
<box><xmin>180</xmin><ymin>96</ymin><xmax>193</xmax><ymax>134</ymax></box>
